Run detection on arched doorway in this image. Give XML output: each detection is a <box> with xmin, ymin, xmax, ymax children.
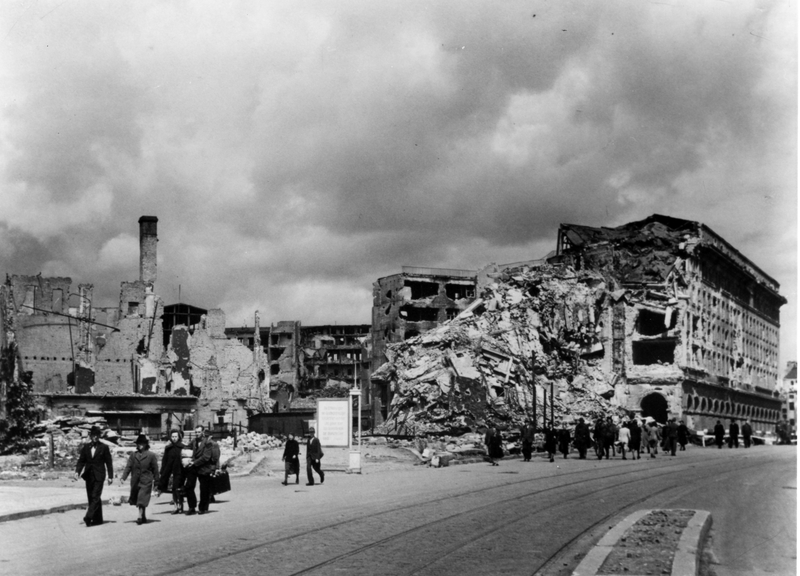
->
<box><xmin>641</xmin><ymin>393</ymin><xmax>669</xmax><ymax>424</ymax></box>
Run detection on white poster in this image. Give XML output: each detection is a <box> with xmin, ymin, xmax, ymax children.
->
<box><xmin>317</xmin><ymin>398</ymin><xmax>350</xmax><ymax>447</ymax></box>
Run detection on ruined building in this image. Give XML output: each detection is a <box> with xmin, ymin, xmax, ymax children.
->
<box><xmin>225</xmin><ymin>322</ymin><xmax>371</xmax><ymax>408</ymax></box>
<box><xmin>555</xmin><ymin>215</ymin><xmax>785</xmax><ymax>432</ymax></box>
<box><xmin>0</xmin><ymin>217</ymin><xmax>270</xmax><ymax>436</ymax></box>
<box><xmin>370</xmin><ymin>215</ymin><xmax>785</xmax><ymax>434</ymax></box>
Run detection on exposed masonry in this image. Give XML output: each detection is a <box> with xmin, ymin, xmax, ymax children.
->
<box><xmin>371</xmin><ymin>215</ymin><xmax>785</xmax><ymax>434</ymax></box>
<box><xmin>0</xmin><ymin>217</ymin><xmax>269</xmax><ymax>435</ymax></box>
<box><xmin>224</xmin><ymin>322</ymin><xmax>372</xmax><ymax>409</ymax></box>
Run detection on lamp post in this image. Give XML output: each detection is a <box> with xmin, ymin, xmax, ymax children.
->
<box><xmin>348</xmin><ymin>359</ymin><xmax>362</xmax><ymax>474</ymax></box>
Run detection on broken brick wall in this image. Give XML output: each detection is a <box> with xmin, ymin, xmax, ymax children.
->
<box><xmin>169</xmin><ymin>309</ymin><xmax>271</xmax><ymax>428</ymax></box>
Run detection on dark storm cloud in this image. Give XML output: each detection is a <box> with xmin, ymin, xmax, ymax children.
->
<box><xmin>0</xmin><ymin>0</ymin><xmax>795</xmax><ymax>358</ymax></box>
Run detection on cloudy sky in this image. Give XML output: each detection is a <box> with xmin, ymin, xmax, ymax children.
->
<box><xmin>1</xmin><ymin>1</ymin><xmax>796</xmax><ymax>364</ymax></box>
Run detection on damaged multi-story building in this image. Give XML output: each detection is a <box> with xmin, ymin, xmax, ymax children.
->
<box><xmin>370</xmin><ymin>215</ymin><xmax>786</xmax><ymax>434</ymax></box>
<box><xmin>554</xmin><ymin>214</ymin><xmax>785</xmax><ymax>432</ymax></box>
<box><xmin>225</xmin><ymin>322</ymin><xmax>372</xmax><ymax>409</ymax></box>
<box><xmin>0</xmin><ymin>217</ymin><xmax>271</xmax><ymax>437</ymax></box>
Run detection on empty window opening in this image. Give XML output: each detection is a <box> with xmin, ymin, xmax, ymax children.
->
<box><xmin>404</xmin><ymin>329</ymin><xmax>420</xmax><ymax>339</ymax></box>
<box><xmin>404</xmin><ymin>280</ymin><xmax>439</xmax><ymax>299</ymax></box>
<box><xmin>636</xmin><ymin>309</ymin><xmax>675</xmax><ymax>336</ymax></box>
<box><xmin>445</xmin><ymin>284</ymin><xmax>470</xmax><ymax>300</ymax></box>
<box><xmin>399</xmin><ymin>306</ymin><xmax>438</xmax><ymax>322</ymax></box>
<box><xmin>632</xmin><ymin>340</ymin><xmax>676</xmax><ymax>365</ymax></box>
<box><xmin>270</xmin><ymin>364</ymin><xmax>280</xmax><ymax>376</ymax></box>
<box><xmin>128</xmin><ymin>302</ymin><xmax>140</xmax><ymax>315</ymax></box>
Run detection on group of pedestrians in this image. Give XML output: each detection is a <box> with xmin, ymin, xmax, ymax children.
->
<box><xmin>74</xmin><ymin>424</ymin><xmax>222</xmax><ymax>527</ymax></box>
<box><xmin>713</xmin><ymin>418</ymin><xmax>753</xmax><ymax>448</ymax></box>
<box><xmin>488</xmin><ymin>415</ymin><xmax>704</xmax><ymax>465</ymax></box>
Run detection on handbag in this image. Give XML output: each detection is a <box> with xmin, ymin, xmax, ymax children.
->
<box><xmin>210</xmin><ymin>470</ymin><xmax>231</xmax><ymax>495</ymax></box>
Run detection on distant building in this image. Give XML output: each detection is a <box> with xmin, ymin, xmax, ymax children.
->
<box><xmin>224</xmin><ymin>322</ymin><xmax>371</xmax><ymax>408</ymax></box>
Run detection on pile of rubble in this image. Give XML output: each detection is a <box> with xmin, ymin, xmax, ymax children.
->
<box><xmin>218</xmin><ymin>431</ymin><xmax>284</xmax><ymax>452</ymax></box>
<box><xmin>372</xmin><ymin>264</ymin><xmax>626</xmax><ymax>435</ymax></box>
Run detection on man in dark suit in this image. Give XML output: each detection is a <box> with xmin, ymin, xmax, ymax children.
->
<box><xmin>184</xmin><ymin>425</ymin><xmax>215</xmax><ymax>515</ymax></box>
<box><xmin>74</xmin><ymin>426</ymin><xmax>114</xmax><ymax>527</ymax></box>
<box><xmin>306</xmin><ymin>427</ymin><xmax>325</xmax><ymax>486</ymax></box>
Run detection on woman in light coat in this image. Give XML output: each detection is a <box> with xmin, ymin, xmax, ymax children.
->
<box><xmin>121</xmin><ymin>434</ymin><xmax>159</xmax><ymax>525</ymax></box>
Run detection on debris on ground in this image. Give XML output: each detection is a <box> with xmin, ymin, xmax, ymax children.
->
<box><xmin>372</xmin><ymin>264</ymin><xmax>627</xmax><ymax>435</ymax></box>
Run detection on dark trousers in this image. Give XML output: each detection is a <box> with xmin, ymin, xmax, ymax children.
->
<box><xmin>665</xmin><ymin>437</ymin><xmax>677</xmax><ymax>456</ymax></box>
<box><xmin>185</xmin><ymin>470</ymin><xmax>212</xmax><ymax>511</ymax></box>
<box><xmin>729</xmin><ymin>435</ymin><xmax>739</xmax><ymax>448</ymax></box>
<box><xmin>84</xmin><ymin>476</ymin><xmax>105</xmax><ymax>525</ymax></box>
<box><xmin>307</xmin><ymin>458</ymin><xmax>324</xmax><ymax>485</ymax></box>
<box><xmin>743</xmin><ymin>436</ymin><xmax>751</xmax><ymax>448</ymax></box>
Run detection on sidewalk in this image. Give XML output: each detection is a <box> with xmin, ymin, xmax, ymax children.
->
<box><xmin>0</xmin><ymin>445</ymin><xmax>519</xmax><ymax>524</ymax></box>
<box><xmin>0</xmin><ymin>483</ymin><xmax>131</xmax><ymax>523</ymax></box>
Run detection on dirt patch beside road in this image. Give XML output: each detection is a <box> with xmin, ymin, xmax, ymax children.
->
<box><xmin>599</xmin><ymin>509</ymin><xmax>695</xmax><ymax>575</ymax></box>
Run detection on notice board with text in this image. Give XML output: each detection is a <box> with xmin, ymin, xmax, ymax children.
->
<box><xmin>317</xmin><ymin>398</ymin><xmax>350</xmax><ymax>447</ymax></box>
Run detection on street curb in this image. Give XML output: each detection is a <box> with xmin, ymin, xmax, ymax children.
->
<box><xmin>571</xmin><ymin>509</ymin><xmax>712</xmax><ymax>576</ymax></box>
<box><xmin>572</xmin><ymin>509</ymin><xmax>650</xmax><ymax>576</ymax></box>
<box><xmin>0</xmin><ymin>493</ymin><xmax>130</xmax><ymax>525</ymax></box>
<box><xmin>672</xmin><ymin>510</ymin><xmax>712</xmax><ymax>576</ymax></box>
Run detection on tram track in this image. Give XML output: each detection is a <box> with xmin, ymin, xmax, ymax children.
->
<box><xmin>151</xmin><ymin>454</ymin><xmax>757</xmax><ymax>576</ymax></box>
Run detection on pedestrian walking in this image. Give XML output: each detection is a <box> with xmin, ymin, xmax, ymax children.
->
<box><xmin>74</xmin><ymin>426</ymin><xmax>114</xmax><ymax>527</ymax></box>
<box><xmin>543</xmin><ymin>423</ymin><xmax>557</xmax><ymax>463</ymax></box>
<box><xmin>488</xmin><ymin>428</ymin><xmax>504</xmax><ymax>465</ymax></box>
<box><xmin>603</xmin><ymin>417</ymin><xmax>617</xmax><ymax>459</ymax></box>
<box><xmin>120</xmin><ymin>434</ymin><xmax>159</xmax><ymax>525</ymax></box>
<box><xmin>617</xmin><ymin>421</ymin><xmax>631</xmax><ymax>460</ymax></box>
<box><xmin>713</xmin><ymin>420</ymin><xmax>725</xmax><ymax>449</ymax></box>
<box><xmin>157</xmin><ymin>429</ymin><xmax>185</xmax><ymax>515</ymax></box>
<box><xmin>184</xmin><ymin>425</ymin><xmax>215</xmax><ymax>515</ymax></box>
<box><xmin>628</xmin><ymin>419</ymin><xmax>642</xmax><ymax>460</ymax></box>
<box><xmin>557</xmin><ymin>422</ymin><xmax>571</xmax><ymax>459</ymax></box>
<box><xmin>593</xmin><ymin>417</ymin><xmax>606</xmax><ymax>459</ymax></box>
<box><xmin>573</xmin><ymin>418</ymin><xmax>591</xmax><ymax>459</ymax></box>
<box><xmin>306</xmin><ymin>427</ymin><xmax>325</xmax><ymax>485</ymax></box>
<box><xmin>742</xmin><ymin>420</ymin><xmax>753</xmax><ymax>448</ymax></box>
<box><xmin>677</xmin><ymin>420</ymin><xmax>689</xmax><ymax>451</ymax></box>
<box><xmin>282</xmin><ymin>433</ymin><xmax>301</xmax><ymax>484</ymax></box>
<box><xmin>729</xmin><ymin>419</ymin><xmax>740</xmax><ymax>448</ymax></box>
<box><xmin>646</xmin><ymin>421</ymin><xmax>661</xmax><ymax>458</ymax></box>
<box><xmin>520</xmin><ymin>422</ymin><xmax>535</xmax><ymax>462</ymax></box>
<box><xmin>209</xmin><ymin>434</ymin><xmax>221</xmax><ymax>503</ymax></box>
<box><xmin>664</xmin><ymin>418</ymin><xmax>679</xmax><ymax>456</ymax></box>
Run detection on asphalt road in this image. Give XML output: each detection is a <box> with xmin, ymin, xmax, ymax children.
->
<box><xmin>0</xmin><ymin>446</ymin><xmax>794</xmax><ymax>576</ymax></box>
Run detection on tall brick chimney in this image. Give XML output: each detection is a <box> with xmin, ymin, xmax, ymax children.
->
<box><xmin>138</xmin><ymin>216</ymin><xmax>158</xmax><ymax>285</ymax></box>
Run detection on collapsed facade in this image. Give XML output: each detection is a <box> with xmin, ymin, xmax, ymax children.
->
<box><xmin>371</xmin><ymin>215</ymin><xmax>785</xmax><ymax>435</ymax></box>
<box><xmin>0</xmin><ymin>217</ymin><xmax>271</xmax><ymax>437</ymax></box>
<box><xmin>225</xmin><ymin>323</ymin><xmax>371</xmax><ymax>412</ymax></box>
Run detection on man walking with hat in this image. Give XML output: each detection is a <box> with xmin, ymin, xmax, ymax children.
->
<box><xmin>306</xmin><ymin>427</ymin><xmax>325</xmax><ymax>486</ymax></box>
<box><xmin>74</xmin><ymin>426</ymin><xmax>114</xmax><ymax>527</ymax></box>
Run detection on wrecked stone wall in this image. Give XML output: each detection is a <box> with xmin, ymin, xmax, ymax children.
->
<box><xmin>372</xmin><ymin>265</ymin><xmax>625</xmax><ymax>435</ymax></box>
<box><xmin>169</xmin><ymin>311</ymin><xmax>271</xmax><ymax>428</ymax></box>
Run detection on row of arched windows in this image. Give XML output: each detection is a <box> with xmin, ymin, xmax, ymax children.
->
<box><xmin>683</xmin><ymin>393</ymin><xmax>779</xmax><ymax>422</ymax></box>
